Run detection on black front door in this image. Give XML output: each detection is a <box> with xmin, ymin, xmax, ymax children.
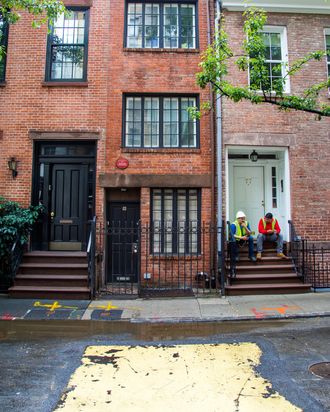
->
<box><xmin>49</xmin><ymin>163</ymin><xmax>88</xmax><ymax>250</ymax></box>
<box><xmin>107</xmin><ymin>202</ymin><xmax>140</xmax><ymax>283</ymax></box>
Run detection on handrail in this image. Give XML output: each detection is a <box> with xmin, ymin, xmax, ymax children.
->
<box><xmin>288</xmin><ymin>219</ymin><xmax>305</xmax><ymax>281</ymax></box>
<box><xmin>226</xmin><ymin>220</ymin><xmax>237</xmax><ymax>282</ymax></box>
<box><xmin>87</xmin><ymin>216</ymin><xmax>97</xmax><ymax>298</ymax></box>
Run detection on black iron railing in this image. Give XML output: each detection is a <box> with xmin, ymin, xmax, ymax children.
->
<box><xmin>226</xmin><ymin>220</ymin><xmax>237</xmax><ymax>283</ymax></box>
<box><xmin>102</xmin><ymin>221</ymin><xmax>222</xmax><ymax>297</ymax></box>
<box><xmin>87</xmin><ymin>216</ymin><xmax>97</xmax><ymax>298</ymax></box>
<box><xmin>0</xmin><ymin>234</ymin><xmax>25</xmax><ymax>292</ymax></box>
<box><xmin>289</xmin><ymin>220</ymin><xmax>330</xmax><ymax>288</ymax></box>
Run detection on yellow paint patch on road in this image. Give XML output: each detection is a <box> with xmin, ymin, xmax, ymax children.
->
<box><xmin>54</xmin><ymin>343</ymin><xmax>301</xmax><ymax>412</ymax></box>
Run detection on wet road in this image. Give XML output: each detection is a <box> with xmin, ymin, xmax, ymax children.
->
<box><xmin>0</xmin><ymin>318</ymin><xmax>329</xmax><ymax>412</ymax></box>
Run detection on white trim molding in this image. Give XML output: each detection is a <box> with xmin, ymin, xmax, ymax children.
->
<box><xmin>222</xmin><ymin>0</ymin><xmax>330</xmax><ymax>15</ymax></box>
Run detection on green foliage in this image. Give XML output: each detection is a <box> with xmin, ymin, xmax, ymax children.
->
<box><xmin>0</xmin><ymin>0</ymin><xmax>66</xmax><ymax>26</ymax></box>
<box><xmin>194</xmin><ymin>7</ymin><xmax>330</xmax><ymax>118</ymax></box>
<box><xmin>0</xmin><ymin>197</ymin><xmax>43</xmax><ymax>260</ymax></box>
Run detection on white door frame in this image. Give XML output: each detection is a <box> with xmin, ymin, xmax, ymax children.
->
<box><xmin>225</xmin><ymin>146</ymin><xmax>292</xmax><ymax>240</ymax></box>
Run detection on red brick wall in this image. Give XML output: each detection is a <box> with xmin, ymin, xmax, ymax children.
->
<box><xmin>222</xmin><ymin>11</ymin><xmax>330</xmax><ymax>240</ymax></box>
<box><xmin>0</xmin><ymin>0</ymin><xmax>110</xmax><ymax>221</ymax></box>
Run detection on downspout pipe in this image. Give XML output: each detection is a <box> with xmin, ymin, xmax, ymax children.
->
<box><xmin>215</xmin><ymin>0</ymin><xmax>225</xmax><ymax>296</ymax></box>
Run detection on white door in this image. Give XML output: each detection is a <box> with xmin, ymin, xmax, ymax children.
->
<box><xmin>233</xmin><ymin>166</ymin><xmax>264</xmax><ymax>233</ymax></box>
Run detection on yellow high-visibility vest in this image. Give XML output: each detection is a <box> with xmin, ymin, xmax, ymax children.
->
<box><xmin>262</xmin><ymin>218</ymin><xmax>276</xmax><ymax>231</ymax></box>
<box><xmin>234</xmin><ymin>220</ymin><xmax>249</xmax><ymax>237</ymax></box>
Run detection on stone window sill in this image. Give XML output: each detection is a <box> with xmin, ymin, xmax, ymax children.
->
<box><xmin>122</xmin><ymin>148</ymin><xmax>201</xmax><ymax>154</ymax></box>
<box><xmin>123</xmin><ymin>48</ymin><xmax>199</xmax><ymax>54</ymax></box>
<box><xmin>0</xmin><ymin>82</ymin><xmax>6</xmax><ymax>87</ymax></box>
<box><xmin>42</xmin><ymin>81</ymin><xmax>88</xmax><ymax>87</ymax></box>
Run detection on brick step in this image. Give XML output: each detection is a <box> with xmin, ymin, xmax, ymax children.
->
<box><xmin>23</xmin><ymin>251</ymin><xmax>87</xmax><ymax>264</ymax></box>
<box><xmin>18</xmin><ymin>263</ymin><xmax>88</xmax><ymax>275</ymax></box>
<box><xmin>232</xmin><ymin>273</ymin><xmax>301</xmax><ymax>285</ymax></box>
<box><xmin>14</xmin><ymin>274</ymin><xmax>88</xmax><ymax>287</ymax></box>
<box><xmin>8</xmin><ymin>285</ymin><xmax>90</xmax><ymax>300</ymax></box>
<box><xmin>225</xmin><ymin>283</ymin><xmax>311</xmax><ymax>296</ymax></box>
<box><xmin>235</xmin><ymin>250</ymin><xmax>280</xmax><ymax>257</ymax></box>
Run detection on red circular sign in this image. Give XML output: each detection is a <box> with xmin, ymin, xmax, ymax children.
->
<box><xmin>116</xmin><ymin>157</ymin><xmax>129</xmax><ymax>169</ymax></box>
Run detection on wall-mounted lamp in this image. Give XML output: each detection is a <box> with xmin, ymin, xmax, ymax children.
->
<box><xmin>8</xmin><ymin>157</ymin><xmax>18</xmax><ymax>179</ymax></box>
<box><xmin>249</xmin><ymin>150</ymin><xmax>258</xmax><ymax>163</ymax></box>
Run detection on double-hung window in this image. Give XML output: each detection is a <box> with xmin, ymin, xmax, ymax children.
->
<box><xmin>126</xmin><ymin>2</ymin><xmax>197</xmax><ymax>49</ymax></box>
<box><xmin>0</xmin><ymin>16</ymin><xmax>8</xmax><ymax>82</ymax></box>
<box><xmin>124</xmin><ymin>95</ymin><xmax>198</xmax><ymax>148</ymax></box>
<box><xmin>45</xmin><ymin>8</ymin><xmax>89</xmax><ymax>81</ymax></box>
<box><xmin>152</xmin><ymin>189</ymin><xmax>200</xmax><ymax>254</ymax></box>
<box><xmin>250</xmin><ymin>26</ymin><xmax>289</xmax><ymax>93</ymax></box>
<box><xmin>325</xmin><ymin>29</ymin><xmax>330</xmax><ymax>77</ymax></box>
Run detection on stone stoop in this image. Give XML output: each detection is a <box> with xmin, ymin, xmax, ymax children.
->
<box><xmin>225</xmin><ymin>242</ymin><xmax>312</xmax><ymax>296</ymax></box>
<box><xmin>8</xmin><ymin>251</ymin><xmax>90</xmax><ymax>300</ymax></box>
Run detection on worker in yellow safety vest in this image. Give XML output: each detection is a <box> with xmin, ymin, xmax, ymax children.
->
<box><xmin>256</xmin><ymin>212</ymin><xmax>288</xmax><ymax>260</ymax></box>
<box><xmin>230</xmin><ymin>211</ymin><xmax>256</xmax><ymax>263</ymax></box>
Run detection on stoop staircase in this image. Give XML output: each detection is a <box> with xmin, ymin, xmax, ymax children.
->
<box><xmin>225</xmin><ymin>242</ymin><xmax>312</xmax><ymax>295</ymax></box>
<box><xmin>8</xmin><ymin>251</ymin><xmax>91</xmax><ymax>299</ymax></box>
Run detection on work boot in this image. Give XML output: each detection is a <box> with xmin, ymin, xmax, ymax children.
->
<box><xmin>277</xmin><ymin>252</ymin><xmax>289</xmax><ymax>259</ymax></box>
<box><xmin>256</xmin><ymin>252</ymin><xmax>262</xmax><ymax>260</ymax></box>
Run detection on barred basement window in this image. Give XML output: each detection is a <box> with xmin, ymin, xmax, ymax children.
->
<box><xmin>151</xmin><ymin>189</ymin><xmax>201</xmax><ymax>254</ymax></box>
<box><xmin>124</xmin><ymin>95</ymin><xmax>198</xmax><ymax>148</ymax></box>
<box><xmin>0</xmin><ymin>16</ymin><xmax>8</xmax><ymax>82</ymax></box>
<box><xmin>45</xmin><ymin>8</ymin><xmax>89</xmax><ymax>81</ymax></box>
<box><xmin>126</xmin><ymin>2</ymin><xmax>197</xmax><ymax>49</ymax></box>
<box><xmin>272</xmin><ymin>167</ymin><xmax>277</xmax><ymax>208</ymax></box>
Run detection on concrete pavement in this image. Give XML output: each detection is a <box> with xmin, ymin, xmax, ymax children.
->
<box><xmin>0</xmin><ymin>292</ymin><xmax>329</xmax><ymax>322</ymax></box>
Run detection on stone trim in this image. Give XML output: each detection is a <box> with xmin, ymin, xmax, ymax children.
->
<box><xmin>29</xmin><ymin>130</ymin><xmax>101</xmax><ymax>140</ymax></box>
<box><xmin>64</xmin><ymin>0</ymin><xmax>93</xmax><ymax>6</ymax></box>
<box><xmin>99</xmin><ymin>174</ymin><xmax>212</xmax><ymax>188</ymax></box>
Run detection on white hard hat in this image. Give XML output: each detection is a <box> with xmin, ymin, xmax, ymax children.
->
<box><xmin>236</xmin><ymin>211</ymin><xmax>246</xmax><ymax>219</ymax></box>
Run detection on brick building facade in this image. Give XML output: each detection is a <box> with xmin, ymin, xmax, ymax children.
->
<box><xmin>0</xmin><ymin>0</ymin><xmax>329</xmax><ymax>296</ymax></box>
<box><xmin>221</xmin><ymin>0</ymin><xmax>330</xmax><ymax>243</ymax></box>
<box><xmin>0</xmin><ymin>0</ymin><xmax>217</xmax><ymax>292</ymax></box>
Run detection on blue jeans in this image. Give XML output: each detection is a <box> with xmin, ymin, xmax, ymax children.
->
<box><xmin>257</xmin><ymin>233</ymin><xmax>283</xmax><ymax>253</ymax></box>
<box><xmin>233</xmin><ymin>236</ymin><xmax>255</xmax><ymax>259</ymax></box>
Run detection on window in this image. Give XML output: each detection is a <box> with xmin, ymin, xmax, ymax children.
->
<box><xmin>45</xmin><ymin>8</ymin><xmax>89</xmax><ymax>81</ymax></box>
<box><xmin>0</xmin><ymin>16</ymin><xmax>8</xmax><ymax>82</ymax></box>
<box><xmin>271</xmin><ymin>167</ymin><xmax>277</xmax><ymax>208</ymax></box>
<box><xmin>124</xmin><ymin>96</ymin><xmax>198</xmax><ymax>148</ymax></box>
<box><xmin>325</xmin><ymin>29</ymin><xmax>330</xmax><ymax>77</ymax></box>
<box><xmin>151</xmin><ymin>189</ymin><xmax>200</xmax><ymax>254</ymax></box>
<box><xmin>250</xmin><ymin>26</ymin><xmax>289</xmax><ymax>93</ymax></box>
<box><xmin>126</xmin><ymin>2</ymin><xmax>197</xmax><ymax>49</ymax></box>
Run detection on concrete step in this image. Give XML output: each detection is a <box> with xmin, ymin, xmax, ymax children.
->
<box><xmin>23</xmin><ymin>251</ymin><xmax>87</xmax><ymax>264</ymax></box>
<box><xmin>232</xmin><ymin>273</ymin><xmax>301</xmax><ymax>285</ymax></box>
<box><xmin>14</xmin><ymin>274</ymin><xmax>88</xmax><ymax>287</ymax></box>
<box><xmin>225</xmin><ymin>283</ymin><xmax>311</xmax><ymax>296</ymax></box>
<box><xmin>230</xmin><ymin>264</ymin><xmax>295</xmax><ymax>274</ymax></box>
<box><xmin>18</xmin><ymin>263</ymin><xmax>88</xmax><ymax>275</ymax></box>
<box><xmin>8</xmin><ymin>285</ymin><xmax>90</xmax><ymax>300</ymax></box>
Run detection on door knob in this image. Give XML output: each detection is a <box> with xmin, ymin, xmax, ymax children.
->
<box><xmin>261</xmin><ymin>200</ymin><xmax>265</xmax><ymax>207</ymax></box>
<box><xmin>50</xmin><ymin>211</ymin><xmax>55</xmax><ymax>220</ymax></box>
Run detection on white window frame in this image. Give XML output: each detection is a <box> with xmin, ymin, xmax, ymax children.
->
<box><xmin>325</xmin><ymin>28</ymin><xmax>330</xmax><ymax>79</ymax></box>
<box><xmin>249</xmin><ymin>25</ymin><xmax>290</xmax><ymax>94</ymax></box>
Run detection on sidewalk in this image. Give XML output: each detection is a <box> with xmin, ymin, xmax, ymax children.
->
<box><xmin>0</xmin><ymin>292</ymin><xmax>329</xmax><ymax>322</ymax></box>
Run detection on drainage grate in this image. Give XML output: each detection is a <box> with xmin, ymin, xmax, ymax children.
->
<box><xmin>309</xmin><ymin>362</ymin><xmax>330</xmax><ymax>379</ymax></box>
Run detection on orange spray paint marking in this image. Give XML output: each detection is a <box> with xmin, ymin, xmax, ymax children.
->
<box><xmin>260</xmin><ymin>304</ymin><xmax>300</xmax><ymax>315</ymax></box>
<box><xmin>251</xmin><ymin>308</ymin><xmax>265</xmax><ymax>319</ymax></box>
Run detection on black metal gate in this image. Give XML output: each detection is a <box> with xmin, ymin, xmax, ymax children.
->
<box><xmin>104</xmin><ymin>222</ymin><xmax>222</xmax><ymax>297</ymax></box>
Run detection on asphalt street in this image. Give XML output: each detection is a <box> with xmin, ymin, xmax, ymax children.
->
<box><xmin>0</xmin><ymin>317</ymin><xmax>329</xmax><ymax>411</ymax></box>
